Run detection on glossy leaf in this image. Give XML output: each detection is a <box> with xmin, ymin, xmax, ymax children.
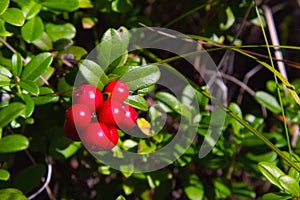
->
<box><xmin>0</xmin><ymin>169</ymin><xmax>10</xmax><ymax>181</ymax></box>
<box><xmin>262</xmin><ymin>192</ymin><xmax>292</xmax><ymax>200</ymax></box>
<box><xmin>22</xmin><ymin>1</ymin><xmax>42</xmax><ymax>19</ymax></box>
<box><xmin>119</xmin><ymin>65</ymin><xmax>160</xmax><ymax>91</ymax></box>
<box><xmin>21</xmin><ymin>94</ymin><xmax>35</xmax><ymax>118</ymax></box>
<box><xmin>11</xmin><ymin>164</ymin><xmax>46</xmax><ymax>195</ymax></box>
<box><xmin>125</xmin><ymin>95</ymin><xmax>148</xmax><ymax>111</ymax></box>
<box><xmin>45</xmin><ymin>23</ymin><xmax>76</xmax><ymax>42</ymax></box>
<box><xmin>21</xmin><ymin>16</ymin><xmax>44</xmax><ymax>43</ymax></box>
<box><xmin>258</xmin><ymin>162</ymin><xmax>285</xmax><ymax>191</ymax></box>
<box><xmin>19</xmin><ymin>80</ymin><xmax>39</xmax><ymax>96</ymax></box>
<box><xmin>0</xmin><ymin>188</ymin><xmax>27</xmax><ymax>200</ymax></box>
<box><xmin>97</xmin><ymin>28</ymin><xmax>128</xmax><ymax>72</ymax></box>
<box><xmin>116</xmin><ymin>195</ymin><xmax>127</xmax><ymax>200</ymax></box>
<box><xmin>35</xmin><ymin>66</ymin><xmax>55</xmax><ymax>86</ymax></box>
<box><xmin>0</xmin><ymin>8</ymin><xmax>25</xmax><ymax>26</ymax></box>
<box><xmin>0</xmin><ymin>0</ymin><xmax>9</xmax><ymax>16</ymax></box>
<box><xmin>32</xmin><ymin>87</ymin><xmax>58</xmax><ymax>105</ymax></box>
<box><xmin>278</xmin><ymin>175</ymin><xmax>300</xmax><ymax>196</ymax></box>
<box><xmin>155</xmin><ymin>92</ymin><xmax>182</xmax><ymax>114</ymax></box>
<box><xmin>33</xmin><ymin>32</ymin><xmax>53</xmax><ymax>51</ymax></box>
<box><xmin>0</xmin><ymin>19</ymin><xmax>12</xmax><ymax>36</ymax></box>
<box><xmin>0</xmin><ymin>103</ymin><xmax>26</xmax><ymax>128</ymax></box>
<box><xmin>111</xmin><ymin>0</ymin><xmax>133</xmax><ymax>13</ymax></box>
<box><xmin>220</xmin><ymin>6</ymin><xmax>235</xmax><ymax>30</ymax></box>
<box><xmin>0</xmin><ymin>134</ymin><xmax>29</xmax><ymax>153</ymax></box>
<box><xmin>41</xmin><ymin>0</ymin><xmax>80</xmax><ymax>12</ymax></box>
<box><xmin>21</xmin><ymin>52</ymin><xmax>53</xmax><ymax>81</ymax></box>
<box><xmin>254</xmin><ymin>91</ymin><xmax>281</xmax><ymax>114</ymax></box>
<box><xmin>184</xmin><ymin>175</ymin><xmax>204</xmax><ymax>200</ymax></box>
<box><xmin>79</xmin><ymin>59</ymin><xmax>109</xmax><ymax>90</ymax></box>
<box><xmin>11</xmin><ymin>53</ymin><xmax>23</xmax><ymax>77</ymax></box>
<box><xmin>228</xmin><ymin>103</ymin><xmax>243</xmax><ymax>134</ymax></box>
<box><xmin>0</xmin><ymin>74</ymin><xmax>10</xmax><ymax>87</ymax></box>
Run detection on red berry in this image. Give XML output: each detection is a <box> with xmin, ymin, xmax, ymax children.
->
<box><xmin>65</xmin><ymin>104</ymin><xmax>91</xmax><ymax>129</ymax></box>
<box><xmin>81</xmin><ymin>123</ymin><xmax>113</xmax><ymax>151</ymax></box>
<box><xmin>73</xmin><ymin>84</ymin><xmax>103</xmax><ymax>111</ymax></box>
<box><xmin>118</xmin><ymin>104</ymin><xmax>138</xmax><ymax>130</ymax></box>
<box><xmin>97</xmin><ymin>100</ymin><xmax>125</xmax><ymax>127</ymax></box>
<box><xmin>63</xmin><ymin>121</ymin><xmax>80</xmax><ymax>141</ymax></box>
<box><xmin>104</xmin><ymin>80</ymin><xmax>129</xmax><ymax>102</ymax></box>
<box><xmin>109</xmin><ymin>126</ymin><xmax>119</xmax><ymax>146</ymax></box>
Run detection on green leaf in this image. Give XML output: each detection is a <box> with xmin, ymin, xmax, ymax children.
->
<box><xmin>214</xmin><ymin>178</ymin><xmax>231</xmax><ymax>199</ymax></box>
<box><xmin>119</xmin><ymin>65</ymin><xmax>160</xmax><ymax>91</ymax></box>
<box><xmin>116</xmin><ymin>195</ymin><xmax>127</xmax><ymax>200</ymax></box>
<box><xmin>0</xmin><ymin>66</ymin><xmax>12</xmax><ymax>78</ymax></box>
<box><xmin>32</xmin><ymin>87</ymin><xmax>58</xmax><ymax>105</ymax></box>
<box><xmin>11</xmin><ymin>53</ymin><xmax>23</xmax><ymax>77</ymax></box>
<box><xmin>111</xmin><ymin>0</ymin><xmax>133</xmax><ymax>13</ymax></box>
<box><xmin>0</xmin><ymin>19</ymin><xmax>12</xmax><ymax>36</ymax></box>
<box><xmin>21</xmin><ymin>52</ymin><xmax>53</xmax><ymax>81</ymax></box>
<box><xmin>22</xmin><ymin>1</ymin><xmax>42</xmax><ymax>19</ymax></box>
<box><xmin>0</xmin><ymin>134</ymin><xmax>29</xmax><ymax>153</ymax></box>
<box><xmin>79</xmin><ymin>59</ymin><xmax>109</xmax><ymax>90</ymax></box>
<box><xmin>59</xmin><ymin>46</ymin><xmax>88</xmax><ymax>61</ymax></box>
<box><xmin>0</xmin><ymin>8</ymin><xmax>25</xmax><ymax>26</ymax></box>
<box><xmin>184</xmin><ymin>175</ymin><xmax>204</xmax><ymax>200</ymax></box>
<box><xmin>0</xmin><ymin>188</ymin><xmax>27</xmax><ymax>200</ymax></box>
<box><xmin>21</xmin><ymin>16</ymin><xmax>44</xmax><ymax>43</ymax></box>
<box><xmin>35</xmin><ymin>66</ymin><xmax>55</xmax><ymax>86</ymax></box>
<box><xmin>55</xmin><ymin>141</ymin><xmax>82</xmax><ymax>159</ymax></box>
<box><xmin>125</xmin><ymin>95</ymin><xmax>148</xmax><ymax>111</ymax></box>
<box><xmin>220</xmin><ymin>6</ymin><xmax>235</xmax><ymax>30</ymax></box>
<box><xmin>97</xmin><ymin>28</ymin><xmax>128</xmax><ymax>72</ymax></box>
<box><xmin>42</xmin><ymin>0</ymin><xmax>80</xmax><ymax>12</ymax></box>
<box><xmin>138</xmin><ymin>139</ymin><xmax>156</xmax><ymax>154</ymax></box>
<box><xmin>262</xmin><ymin>192</ymin><xmax>292</xmax><ymax>200</ymax></box>
<box><xmin>155</xmin><ymin>92</ymin><xmax>182</xmax><ymax>114</ymax></box>
<box><xmin>33</xmin><ymin>32</ymin><xmax>53</xmax><ymax>51</ymax></box>
<box><xmin>0</xmin><ymin>103</ymin><xmax>26</xmax><ymax>128</ymax></box>
<box><xmin>21</xmin><ymin>94</ymin><xmax>35</xmax><ymax>118</ymax></box>
<box><xmin>254</xmin><ymin>91</ymin><xmax>281</xmax><ymax>114</ymax></box>
<box><xmin>11</xmin><ymin>164</ymin><xmax>46</xmax><ymax>195</ymax></box>
<box><xmin>278</xmin><ymin>175</ymin><xmax>300</xmax><ymax>196</ymax></box>
<box><xmin>45</xmin><ymin>23</ymin><xmax>76</xmax><ymax>42</ymax></box>
<box><xmin>19</xmin><ymin>80</ymin><xmax>39</xmax><ymax>96</ymax></box>
<box><xmin>0</xmin><ymin>169</ymin><xmax>10</xmax><ymax>181</ymax></box>
<box><xmin>228</xmin><ymin>103</ymin><xmax>243</xmax><ymax>134</ymax></box>
<box><xmin>258</xmin><ymin>162</ymin><xmax>285</xmax><ymax>191</ymax></box>
<box><xmin>0</xmin><ymin>74</ymin><xmax>10</xmax><ymax>87</ymax></box>
<box><xmin>0</xmin><ymin>0</ymin><xmax>9</xmax><ymax>16</ymax></box>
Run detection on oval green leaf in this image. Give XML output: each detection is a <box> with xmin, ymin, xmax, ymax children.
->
<box><xmin>0</xmin><ymin>8</ymin><xmax>25</xmax><ymax>26</ymax></box>
<box><xmin>22</xmin><ymin>94</ymin><xmax>35</xmax><ymax>118</ymax></box>
<box><xmin>32</xmin><ymin>87</ymin><xmax>58</xmax><ymax>105</ymax></box>
<box><xmin>278</xmin><ymin>175</ymin><xmax>300</xmax><ymax>196</ymax></box>
<box><xmin>21</xmin><ymin>52</ymin><xmax>53</xmax><ymax>81</ymax></box>
<box><xmin>0</xmin><ymin>188</ymin><xmax>27</xmax><ymax>200</ymax></box>
<box><xmin>22</xmin><ymin>1</ymin><xmax>42</xmax><ymax>19</ymax></box>
<box><xmin>11</xmin><ymin>53</ymin><xmax>23</xmax><ymax>77</ymax></box>
<box><xmin>125</xmin><ymin>95</ymin><xmax>148</xmax><ymax>111</ymax></box>
<box><xmin>0</xmin><ymin>169</ymin><xmax>10</xmax><ymax>181</ymax></box>
<box><xmin>21</xmin><ymin>16</ymin><xmax>44</xmax><ymax>43</ymax></box>
<box><xmin>0</xmin><ymin>134</ymin><xmax>29</xmax><ymax>153</ymax></box>
<box><xmin>119</xmin><ymin>64</ymin><xmax>160</xmax><ymax>91</ymax></box>
<box><xmin>258</xmin><ymin>162</ymin><xmax>285</xmax><ymax>191</ymax></box>
<box><xmin>0</xmin><ymin>74</ymin><xmax>10</xmax><ymax>87</ymax></box>
<box><xmin>0</xmin><ymin>103</ymin><xmax>26</xmax><ymax>128</ymax></box>
<box><xmin>42</xmin><ymin>0</ymin><xmax>80</xmax><ymax>12</ymax></box>
<box><xmin>45</xmin><ymin>22</ymin><xmax>76</xmax><ymax>42</ymax></box>
<box><xmin>19</xmin><ymin>80</ymin><xmax>39</xmax><ymax>96</ymax></box>
<box><xmin>254</xmin><ymin>91</ymin><xmax>281</xmax><ymax>114</ymax></box>
<box><xmin>79</xmin><ymin>59</ymin><xmax>109</xmax><ymax>90</ymax></box>
<box><xmin>0</xmin><ymin>0</ymin><xmax>9</xmax><ymax>16</ymax></box>
<box><xmin>33</xmin><ymin>32</ymin><xmax>53</xmax><ymax>51</ymax></box>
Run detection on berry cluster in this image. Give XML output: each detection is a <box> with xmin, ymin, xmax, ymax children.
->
<box><xmin>63</xmin><ymin>81</ymin><xmax>138</xmax><ymax>151</ymax></box>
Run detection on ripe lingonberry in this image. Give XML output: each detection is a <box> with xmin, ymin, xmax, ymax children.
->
<box><xmin>104</xmin><ymin>80</ymin><xmax>129</xmax><ymax>102</ymax></box>
<box><xmin>81</xmin><ymin>122</ymin><xmax>113</xmax><ymax>151</ymax></box>
<box><xmin>109</xmin><ymin>126</ymin><xmax>119</xmax><ymax>146</ymax></box>
<box><xmin>118</xmin><ymin>104</ymin><xmax>138</xmax><ymax>130</ymax></box>
<box><xmin>65</xmin><ymin>104</ymin><xmax>91</xmax><ymax>129</ymax></box>
<box><xmin>73</xmin><ymin>84</ymin><xmax>103</xmax><ymax>111</ymax></box>
<box><xmin>97</xmin><ymin>100</ymin><xmax>125</xmax><ymax>127</ymax></box>
<box><xmin>63</xmin><ymin>121</ymin><xmax>80</xmax><ymax>141</ymax></box>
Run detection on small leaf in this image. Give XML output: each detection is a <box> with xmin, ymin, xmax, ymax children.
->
<box><xmin>111</xmin><ymin>0</ymin><xmax>133</xmax><ymax>13</ymax></box>
<box><xmin>45</xmin><ymin>23</ymin><xmax>76</xmax><ymax>42</ymax></box>
<box><xmin>184</xmin><ymin>175</ymin><xmax>204</xmax><ymax>200</ymax></box>
<box><xmin>278</xmin><ymin>175</ymin><xmax>300</xmax><ymax>196</ymax></box>
<box><xmin>0</xmin><ymin>19</ymin><xmax>12</xmax><ymax>36</ymax></box>
<box><xmin>119</xmin><ymin>65</ymin><xmax>160</xmax><ymax>91</ymax></box>
<box><xmin>21</xmin><ymin>52</ymin><xmax>53</xmax><ymax>81</ymax></box>
<box><xmin>116</xmin><ymin>195</ymin><xmax>127</xmax><ymax>200</ymax></box>
<box><xmin>125</xmin><ymin>95</ymin><xmax>148</xmax><ymax>111</ymax></box>
<box><xmin>155</xmin><ymin>92</ymin><xmax>182</xmax><ymax>114</ymax></box>
<box><xmin>79</xmin><ymin>59</ymin><xmax>109</xmax><ymax>90</ymax></box>
<box><xmin>33</xmin><ymin>32</ymin><xmax>53</xmax><ymax>51</ymax></box>
<box><xmin>0</xmin><ymin>134</ymin><xmax>29</xmax><ymax>153</ymax></box>
<box><xmin>35</xmin><ymin>66</ymin><xmax>55</xmax><ymax>86</ymax></box>
<box><xmin>262</xmin><ymin>192</ymin><xmax>292</xmax><ymax>200</ymax></box>
<box><xmin>220</xmin><ymin>6</ymin><xmax>235</xmax><ymax>30</ymax></box>
<box><xmin>19</xmin><ymin>80</ymin><xmax>39</xmax><ymax>96</ymax></box>
<box><xmin>11</xmin><ymin>53</ymin><xmax>23</xmax><ymax>77</ymax></box>
<box><xmin>42</xmin><ymin>0</ymin><xmax>80</xmax><ymax>12</ymax></box>
<box><xmin>228</xmin><ymin>103</ymin><xmax>243</xmax><ymax>134</ymax></box>
<box><xmin>258</xmin><ymin>162</ymin><xmax>285</xmax><ymax>191</ymax></box>
<box><xmin>0</xmin><ymin>0</ymin><xmax>9</xmax><ymax>16</ymax></box>
<box><xmin>32</xmin><ymin>87</ymin><xmax>58</xmax><ymax>105</ymax></box>
<box><xmin>254</xmin><ymin>91</ymin><xmax>281</xmax><ymax>114</ymax></box>
<box><xmin>21</xmin><ymin>16</ymin><xmax>44</xmax><ymax>43</ymax></box>
<box><xmin>0</xmin><ymin>74</ymin><xmax>10</xmax><ymax>87</ymax></box>
<box><xmin>22</xmin><ymin>1</ymin><xmax>42</xmax><ymax>19</ymax></box>
<box><xmin>0</xmin><ymin>188</ymin><xmax>27</xmax><ymax>200</ymax></box>
<box><xmin>0</xmin><ymin>169</ymin><xmax>10</xmax><ymax>181</ymax></box>
<box><xmin>0</xmin><ymin>8</ymin><xmax>25</xmax><ymax>26</ymax></box>
<box><xmin>0</xmin><ymin>103</ymin><xmax>26</xmax><ymax>128</ymax></box>
<box><xmin>21</xmin><ymin>94</ymin><xmax>35</xmax><ymax>118</ymax></box>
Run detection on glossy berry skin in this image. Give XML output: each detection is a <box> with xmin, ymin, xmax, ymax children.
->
<box><xmin>81</xmin><ymin>122</ymin><xmax>113</xmax><ymax>151</ymax></box>
<box><xmin>73</xmin><ymin>84</ymin><xmax>103</xmax><ymax>111</ymax></box>
<box><xmin>65</xmin><ymin>104</ymin><xmax>91</xmax><ymax>130</ymax></box>
<box><xmin>118</xmin><ymin>104</ymin><xmax>138</xmax><ymax>130</ymax></box>
<box><xmin>63</xmin><ymin>121</ymin><xmax>80</xmax><ymax>141</ymax></box>
<box><xmin>104</xmin><ymin>80</ymin><xmax>129</xmax><ymax>102</ymax></box>
<box><xmin>97</xmin><ymin>100</ymin><xmax>125</xmax><ymax>127</ymax></box>
<box><xmin>109</xmin><ymin>126</ymin><xmax>119</xmax><ymax>146</ymax></box>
